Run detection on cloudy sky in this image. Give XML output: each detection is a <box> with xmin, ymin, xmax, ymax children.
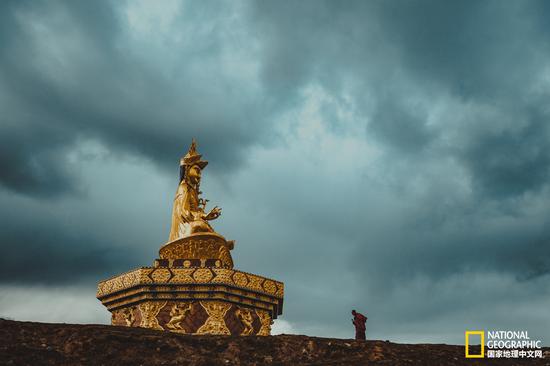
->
<box><xmin>1</xmin><ymin>0</ymin><xmax>550</xmax><ymax>344</ymax></box>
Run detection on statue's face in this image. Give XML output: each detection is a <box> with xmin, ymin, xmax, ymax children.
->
<box><xmin>187</xmin><ymin>164</ymin><xmax>202</xmax><ymax>185</ymax></box>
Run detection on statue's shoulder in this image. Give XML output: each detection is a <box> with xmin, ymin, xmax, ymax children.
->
<box><xmin>175</xmin><ymin>181</ymin><xmax>188</xmax><ymax>196</ymax></box>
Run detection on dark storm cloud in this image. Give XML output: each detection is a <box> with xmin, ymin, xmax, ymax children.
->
<box><xmin>249</xmin><ymin>0</ymin><xmax>550</xmax><ymax>198</ymax></box>
<box><xmin>369</xmin><ymin>97</ymin><xmax>434</xmax><ymax>153</ymax></box>
<box><xmin>460</xmin><ymin>112</ymin><xmax>550</xmax><ymax>198</ymax></box>
<box><xmin>370</xmin><ymin>0</ymin><xmax>538</xmax><ymax>98</ymax></box>
<box><xmin>0</xmin><ymin>200</ymin><xmax>140</xmax><ymax>284</ymax></box>
<box><xmin>0</xmin><ymin>0</ymin><xmax>266</xmax><ymax>197</ymax></box>
<box><xmin>5</xmin><ymin>0</ymin><xmax>546</xmax><ymax>200</ymax></box>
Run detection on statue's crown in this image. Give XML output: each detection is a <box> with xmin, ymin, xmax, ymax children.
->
<box><xmin>180</xmin><ymin>139</ymin><xmax>208</xmax><ymax>169</ymax></box>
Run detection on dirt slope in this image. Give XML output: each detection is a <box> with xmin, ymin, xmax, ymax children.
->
<box><xmin>0</xmin><ymin>319</ymin><xmax>548</xmax><ymax>366</ymax></box>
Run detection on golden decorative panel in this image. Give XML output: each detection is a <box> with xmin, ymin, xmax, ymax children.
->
<box><xmin>111</xmin><ymin>308</ymin><xmax>131</xmax><ymax>326</ymax></box>
<box><xmin>211</xmin><ymin>268</ymin><xmax>232</xmax><ymax>283</ymax></box>
<box><xmin>256</xmin><ymin>309</ymin><xmax>273</xmax><ymax>336</ymax></box>
<box><xmin>139</xmin><ymin>268</ymin><xmax>155</xmax><ymax>284</ymax></box>
<box><xmin>139</xmin><ymin>302</ymin><xmax>166</xmax><ymax>330</ymax></box>
<box><xmin>232</xmin><ymin>272</ymin><xmax>248</xmax><ymax>287</ymax></box>
<box><xmin>97</xmin><ymin>268</ymin><xmax>141</xmax><ymax>297</ymax></box>
<box><xmin>263</xmin><ymin>279</ymin><xmax>277</xmax><ymax>294</ymax></box>
<box><xmin>98</xmin><ymin>268</ymin><xmax>283</xmax><ymax>300</ymax></box>
<box><xmin>192</xmin><ymin>268</ymin><xmax>213</xmax><ymax>283</ymax></box>
<box><xmin>246</xmin><ymin>274</ymin><xmax>264</xmax><ymax>292</ymax></box>
<box><xmin>160</xmin><ymin>237</ymin><xmax>226</xmax><ymax>259</ymax></box>
<box><xmin>165</xmin><ymin>303</ymin><xmax>192</xmax><ymax>333</ymax></box>
<box><xmin>169</xmin><ymin>268</ymin><xmax>194</xmax><ymax>283</ymax></box>
<box><xmin>121</xmin><ymin>307</ymin><xmax>135</xmax><ymax>326</ymax></box>
<box><xmin>196</xmin><ymin>301</ymin><xmax>231</xmax><ymax>335</ymax></box>
<box><xmin>235</xmin><ymin>308</ymin><xmax>254</xmax><ymax>336</ymax></box>
<box><xmin>150</xmin><ymin>268</ymin><xmax>172</xmax><ymax>283</ymax></box>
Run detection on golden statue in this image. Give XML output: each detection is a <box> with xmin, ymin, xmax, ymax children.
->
<box><xmin>168</xmin><ymin>139</ymin><xmax>221</xmax><ymax>240</ymax></box>
<box><xmin>97</xmin><ymin>139</ymin><xmax>284</xmax><ymax>336</ymax></box>
<box><xmin>160</xmin><ymin>139</ymin><xmax>235</xmax><ymax>268</ymax></box>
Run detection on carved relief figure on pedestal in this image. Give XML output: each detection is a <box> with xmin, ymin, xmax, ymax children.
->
<box><xmin>165</xmin><ymin>303</ymin><xmax>193</xmax><ymax>333</ymax></box>
<box><xmin>111</xmin><ymin>309</ymin><xmax>124</xmax><ymax>326</ymax></box>
<box><xmin>235</xmin><ymin>308</ymin><xmax>254</xmax><ymax>336</ymax></box>
<box><xmin>168</xmin><ymin>139</ymin><xmax>222</xmax><ymax>241</ymax></box>
<box><xmin>139</xmin><ymin>302</ymin><xmax>166</xmax><ymax>330</ymax></box>
<box><xmin>122</xmin><ymin>307</ymin><xmax>135</xmax><ymax>326</ymax></box>
<box><xmin>197</xmin><ymin>301</ymin><xmax>231</xmax><ymax>335</ymax></box>
<box><xmin>256</xmin><ymin>310</ymin><xmax>273</xmax><ymax>336</ymax></box>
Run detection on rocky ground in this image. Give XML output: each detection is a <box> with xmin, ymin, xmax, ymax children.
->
<box><xmin>0</xmin><ymin>318</ymin><xmax>548</xmax><ymax>365</ymax></box>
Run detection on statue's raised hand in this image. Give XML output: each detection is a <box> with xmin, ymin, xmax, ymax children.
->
<box><xmin>204</xmin><ymin>206</ymin><xmax>222</xmax><ymax>221</ymax></box>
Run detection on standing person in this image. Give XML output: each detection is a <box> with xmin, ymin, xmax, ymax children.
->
<box><xmin>351</xmin><ymin>309</ymin><xmax>367</xmax><ymax>340</ymax></box>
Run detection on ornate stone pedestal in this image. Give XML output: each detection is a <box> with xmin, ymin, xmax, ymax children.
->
<box><xmin>97</xmin><ymin>233</ymin><xmax>284</xmax><ymax>335</ymax></box>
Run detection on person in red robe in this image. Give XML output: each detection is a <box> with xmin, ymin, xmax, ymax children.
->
<box><xmin>351</xmin><ymin>309</ymin><xmax>367</xmax><ymax>340</ymax></box>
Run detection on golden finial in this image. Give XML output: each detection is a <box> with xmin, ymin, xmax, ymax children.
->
<box><xmin>180</xmin><ymin>138</ymin><xmax>208</xmax><ymax>169</ymax></box>
<box><xmin>188</xmin><ymin>138</ymin><xmax>197</xmax><ymax>155</ymax></box>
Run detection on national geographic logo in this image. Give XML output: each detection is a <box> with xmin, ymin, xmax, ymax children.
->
<box><xmin>465</xmin><ymin>330</ymin><xmax>544</xmax><ymax>359</ymax></box>
<box><xmin>465</xmin><ymin>331</ymin><xmax>484</xmax><ymax>358</ymax></box>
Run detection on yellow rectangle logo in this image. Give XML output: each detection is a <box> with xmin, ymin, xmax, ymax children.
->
<box><xmin>465</xmin><ymin>330</ymin><xmax>485</xmax><ymax>358</ymax></box>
